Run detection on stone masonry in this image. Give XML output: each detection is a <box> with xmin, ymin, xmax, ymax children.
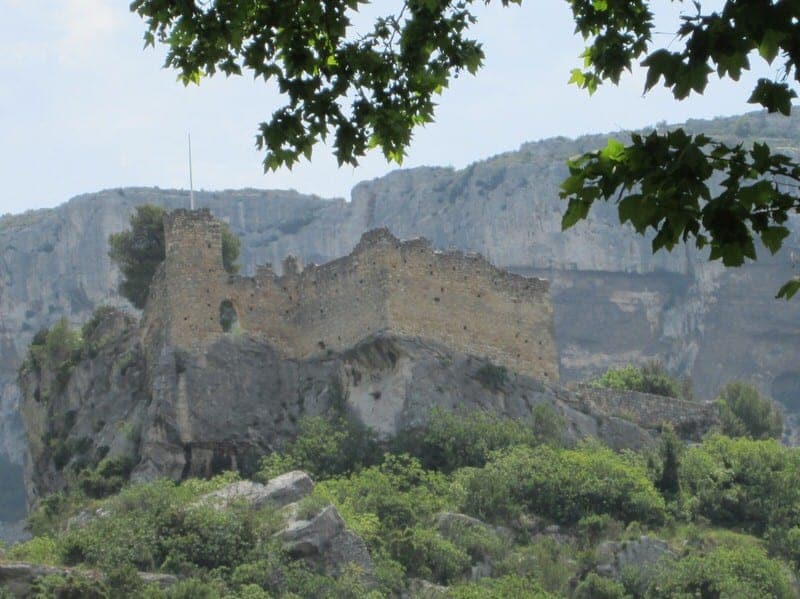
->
<box><xmin>144</xmin><ymin>209</ymin><xmax>559</xmax><ymax>382</ymax></box>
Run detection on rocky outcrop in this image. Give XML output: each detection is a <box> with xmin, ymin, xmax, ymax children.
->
<box><xmin>278</xmin><ymin>505</ymin><xmax>376</xmax><ymax>586</ymax></box>
<box><xmin>595</xmin><ymin>536</ymin><xmax>674</xmax><ymax>595</ymax></box>
<box><xmin>197</xmin><ymin>472</ymin><xmax>376</xmax><ymax>586</ymax></box>
<box><xmin>18</xmin><ymin>307</ymin><xmax>716</xmax><ymax>506</ymax></box>
<box><xmin>196</xmin><ymin>472</ymin><xmax>314</xmax><ymax>510</ymax></box>
<box><xmin>3</xmin><ymin>109</ymin><xmax>800</xmax><ymax>524</ymax></box>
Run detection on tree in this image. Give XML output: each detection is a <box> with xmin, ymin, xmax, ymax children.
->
<box><xmin>109</xmin><ymin>205</ymin><xmax>240</xmax><ymax>308</ymax></box>
<box><xmin>716</xmin><ymin>381</ymin><xmax>784</xmax><ymax>440</ymax></box>
<box><xmin>131</xmin><ymin>1</ymin><xmax>800</xmax><ymax>296</ymax></box>
<box><xmin>108</xmin><ymin>205</ymin><xmax>166</xmax><ymax>309</ymax></box>
<box><xmin>656</xmin><ymin>422</ymin><xmax>682</xmax><ymax>498</ymax></box>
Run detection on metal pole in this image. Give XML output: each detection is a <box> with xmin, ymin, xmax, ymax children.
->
<box><xmin>188</xmin><ymin>133</ymin><xmax>195</xmax><ymax>210</ymax></box>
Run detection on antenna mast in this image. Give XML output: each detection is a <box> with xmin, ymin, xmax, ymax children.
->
<box><xmin>188</xmin><ymin>133</ymin><xmax>195</xmax><ymax>210</ymax></box>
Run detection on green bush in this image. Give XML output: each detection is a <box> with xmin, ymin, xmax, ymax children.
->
<box><xmin>403</xmin><ymin>526</ymin><xmax>470</xmax><ymax>583</ymax></box>
<box><xmin>680</xmin><ymin>435</ymin><xmax>800</xmax><ymax>534</ymax></box>
<box><xmin>256</xmin><ymin>416</ymin><xmax>380</xmax><ymax>481</ymax></box>
<box><xmin>716</xmin><ymin>381</ymin><xmax>784</xmax><ymax>440</ymax></box>
<box><xmin>592</xmin><ymin>360</ymin><xmax>690</xmax><ymax>399</ymax></box>
<box><xmin>448</xmin><ymin>575</ymin><xmax>557</xmax><ymax>598</ymax></box>
<box><xmin>24</xmin><ymin>317</ymin><xmax>82</xmax><ymax>395</ymax></box>
<box><xmin>646</xmin><ymin>545</ymin><xmax>794</xmax><ymax>598</ymax></box>
<box><xmin>159</xmin><ymin>505</ymin><xmax>257</xmax><ymax>571</ymax></box>
<box><xmin>574</xmin><ymin>573</ymin><xmax>629</xmax><ymax>599</ymax></box>
<box><xmin>57</xmin><ymin>473</ymin><xmax>243</xmax><ymax>571</ymax></box>
<box><xmin>316</xmin><ymin>454</ymin><xmax>453</xmax><ymax>577</ymax></box>
<box><xmin>457</xmin><ymin>443</ymin><xmax>665</xmax><ymax>526</ymax></box>
<box><xmin>31</xmin><ymin>573</ymin><xmax>109</xmax><ymax>599</ymax></box>
<box><xmin>495</xmin><ymin>539</ymin><xmax>574</xmax><ymax>596</ymax></box>
<box><xmin>6</xmin><ymin>536</ymin><xmax>59</xmax><ymax>565</ymax></box>
<box><xmin>78</xmin><ymin>456</ymin><xmax>135</xmax><ymax>498</ymax></box>
<box><xmin>391</xmin><ymin>409</ymin><xmax>542</xmax><ymax>473</ymax></box>
<box><xmin>474</xmin><ymin>363</ymin><xmax>508</xmax><ymax>391</ymax></box>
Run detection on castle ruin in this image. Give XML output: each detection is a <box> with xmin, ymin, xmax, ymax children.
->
<box><xmin>144</xmin><ymin>209</ymin><xmax>559</xmax><ymax>382</ymax></box>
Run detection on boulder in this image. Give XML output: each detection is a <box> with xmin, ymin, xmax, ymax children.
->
<box><xmin>276</xmin><ymin>504</ymin><xmax>376</xmax><ymax>587</ymax></box>
<box><xmin>277</xmin><ymin>505</ymin><xmax>346</xmax><ymax>557</ymax></box>
<box><xmin>263</xmin><ymin>471</ymin><xmax>315</xmax><ymax>508</ymax></box>
<box><xmin>196</xmin><ymin>471</ymin><xmax>314</xmax><ymax>510</ymax></box>
<box><xmin>595</xmin><ymin>536</ymin><xmax>674</xmax><ymax>594</ymax></box>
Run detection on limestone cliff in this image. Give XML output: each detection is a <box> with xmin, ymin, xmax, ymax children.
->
<box><xmin>18</xmin><ymin>305</ymin><xmax>716</xmax><ymax>505</ymax></box>
<box><xmin>2</xmin><ymin>109</ymin><xmax>800</xmax><ymax>520</ymax></box>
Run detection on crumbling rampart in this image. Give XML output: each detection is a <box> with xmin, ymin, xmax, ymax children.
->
<box><xmin>144</xmin><ymin>209</ymin><xmax>559</xmax><ymax>382</ymax></box>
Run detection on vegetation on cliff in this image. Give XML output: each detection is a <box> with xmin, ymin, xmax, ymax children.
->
<box><xmin>108</xmin><ymin>205</ymin><xmax>240</xmax><ymax>309</ymax></box>
<box><xmin>4</xmin><ymin>411</ymin><xmax>800</xmax><ymax>598</ymax></box>
<box><xmin>593</xmin><ymin>363</ymin><xmax>784</xmax><ymax>440</ymax></box>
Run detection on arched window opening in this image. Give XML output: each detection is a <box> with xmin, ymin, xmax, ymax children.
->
<box><xmin>219</xmin><ymin>300</ymin><xmax>239</xmax><ymax>333</ymax></box>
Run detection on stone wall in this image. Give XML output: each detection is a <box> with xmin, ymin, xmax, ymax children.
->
<box><xmin>564</xmin><ymin>384</ymin><xmax>719</xmax><ymax>439</ymax></box>
<box><xmin>146</xmin><ymin>210</ymin><xmax>558</xmax><ymax>381</ymax></box>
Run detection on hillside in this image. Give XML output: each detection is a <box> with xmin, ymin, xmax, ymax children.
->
<box><xmin>1</xmin><ymin>110</ymin><xmax>800</xmax><ymax>525</ymax></box>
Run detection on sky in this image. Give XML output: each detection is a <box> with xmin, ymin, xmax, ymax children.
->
<box><xmin>0</xmin><ymin>1</ymin><xmax>780</xmax><ymax>215</ymax></box>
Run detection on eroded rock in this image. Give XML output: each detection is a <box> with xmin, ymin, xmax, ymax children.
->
<box><xmin>276</xmin><ymin>504</ymin><xmax>376</xmax><ymax>586</ymax></box>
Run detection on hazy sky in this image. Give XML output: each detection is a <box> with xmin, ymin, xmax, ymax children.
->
<box><xmin>0</xmin><ymin>1</ymin><xmax>778</xmax><ymax>215</ymax></box>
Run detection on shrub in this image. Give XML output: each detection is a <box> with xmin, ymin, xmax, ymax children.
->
<box><xmin>592</xmin><ymin>360</ymin><xmax>689</xmax><ymax>399</ymax></box>
<box><xmin>646</xmin><ymin>545</ymin><xmax>794</xmax><ymax>598</ymax></box>
<box><xmin>680</xmin><ymin>435</ymin><xmax>800</xmax><ymax>534</ymax></box>
<box><xmin>574</xmin><ymin>573</ymin><xmax>629</xmax><ymax>599</ymax></box>
<box><xmin>57</xmin><ymin>474</ymin><xmax>242</xmax><ymax>571</ymax></box>
<box><xmin>402</xmin><ymin>526</ymin><xmax>470</xmax><ymax>583</ymax></box>
<box><xmin>474</xmin><ymin>362</ymin><xmax>509</xmax><ymax>391</ymax></box>
<box><xmin>391</xmin><ymin>409</ymin><xmax>541</xmax><ymax>472</ymax></box>
<box><xmin>716</xmin><ymin>381</ymin><xmax>783</xmax><ymax>440</ymax></box>
<box><xmin>256</xmin><ymin>416</ymin><xmax>380</xmax><ymax>481</ymax></box>
<box><xmin>78</xmin><ymin>456</ymin><xmax>135</xmax><ymax>498</ymax></box>
<box><xmin>448</xmin><ymin>575</ymin><xmax>557</xmax><ymax>599</ymax></box>
<box><xmin>6</xmin><ymin>536</ymin><xmax>59</xmax><ymax>564</ymax></box>
<box><xmin>316</xmin><ymin>455</ymin><xmax>453</xmax><ymax>574</ymax></box>
<box><xmin>495</xmin><ymin>539</ymin><xmax>574</xmax><ymax>596</ymax></box>
<box><xmin>457</xmin><ymin>443</ymin><xmax>665</xmax><ymax>526</ymax></box>
<box><xmin>31</xmin><ymin>573</ymin><xmax>109</xmax><ymax>599</ymax></box>
<box><xmin>24</xmin><ymin>318</ymin><xmax>82</xmax><ymax>393</ymax></box>
<box><xmin>159</xmin><ymin>578</ymin><xmax>221</xmax><ymax>599</ymax></box>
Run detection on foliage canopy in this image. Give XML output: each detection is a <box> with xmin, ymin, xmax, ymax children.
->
<box><xmin>716</xmin><ymin>380</ymin><xmax>784</xmax><ymax>440</ymax></box>
<box><xmin>131</xmin><ymin>0</ymin><xmax>800</xmax><ymax>296</ymax></box>
<box><xmin>11</xmin><ymin>412</ymin><xmax>800</xmax><ymax>597</ymax></box>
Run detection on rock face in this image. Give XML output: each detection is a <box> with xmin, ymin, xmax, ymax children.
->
<box><xmin>3</xmin><ymin>110</ymin><xmax>800</xmax><ymax>522</ymax></box>
<box><xmin>18</xmin><ymin>306</ymin><xmax>715</xmax><ymax>506</ymax></box>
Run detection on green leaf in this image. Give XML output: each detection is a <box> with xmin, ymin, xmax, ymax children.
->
<box><xmin>562</xmin><ymin>198</ymin><xmax>591</xmax><ymax>229</ymax></box>
<box><xmin>760</xmin><ymin>226</ymin><xmax>790</xmax><ymax>254</ymax></box>
<box><xmin>560</xmin><ymin>174</ymin><xmax>585</xmax><ymax>195</ymax></box>
<box><xmin>758</xmin><ymin>30</ymin><xmax>785</xmax><ymax>64</ymax></box>
<box><xmin>600</xmin><ymin>138</ymin><xmax>625</xmax><ymax>162</ymax></box>
<box><xmin>738</xmin><ymin>181</ymin><xmax>774</xmax><ymax>208</ymax></box>
<box><xmin>776</xmin><ymin>278</ymin><xmax>800</xmax><ymax>300</ymax></box>
<box><xmin>748</xmin><ymin>79</ymin><xmax>797</xmax><ymax>116</ymax></box>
